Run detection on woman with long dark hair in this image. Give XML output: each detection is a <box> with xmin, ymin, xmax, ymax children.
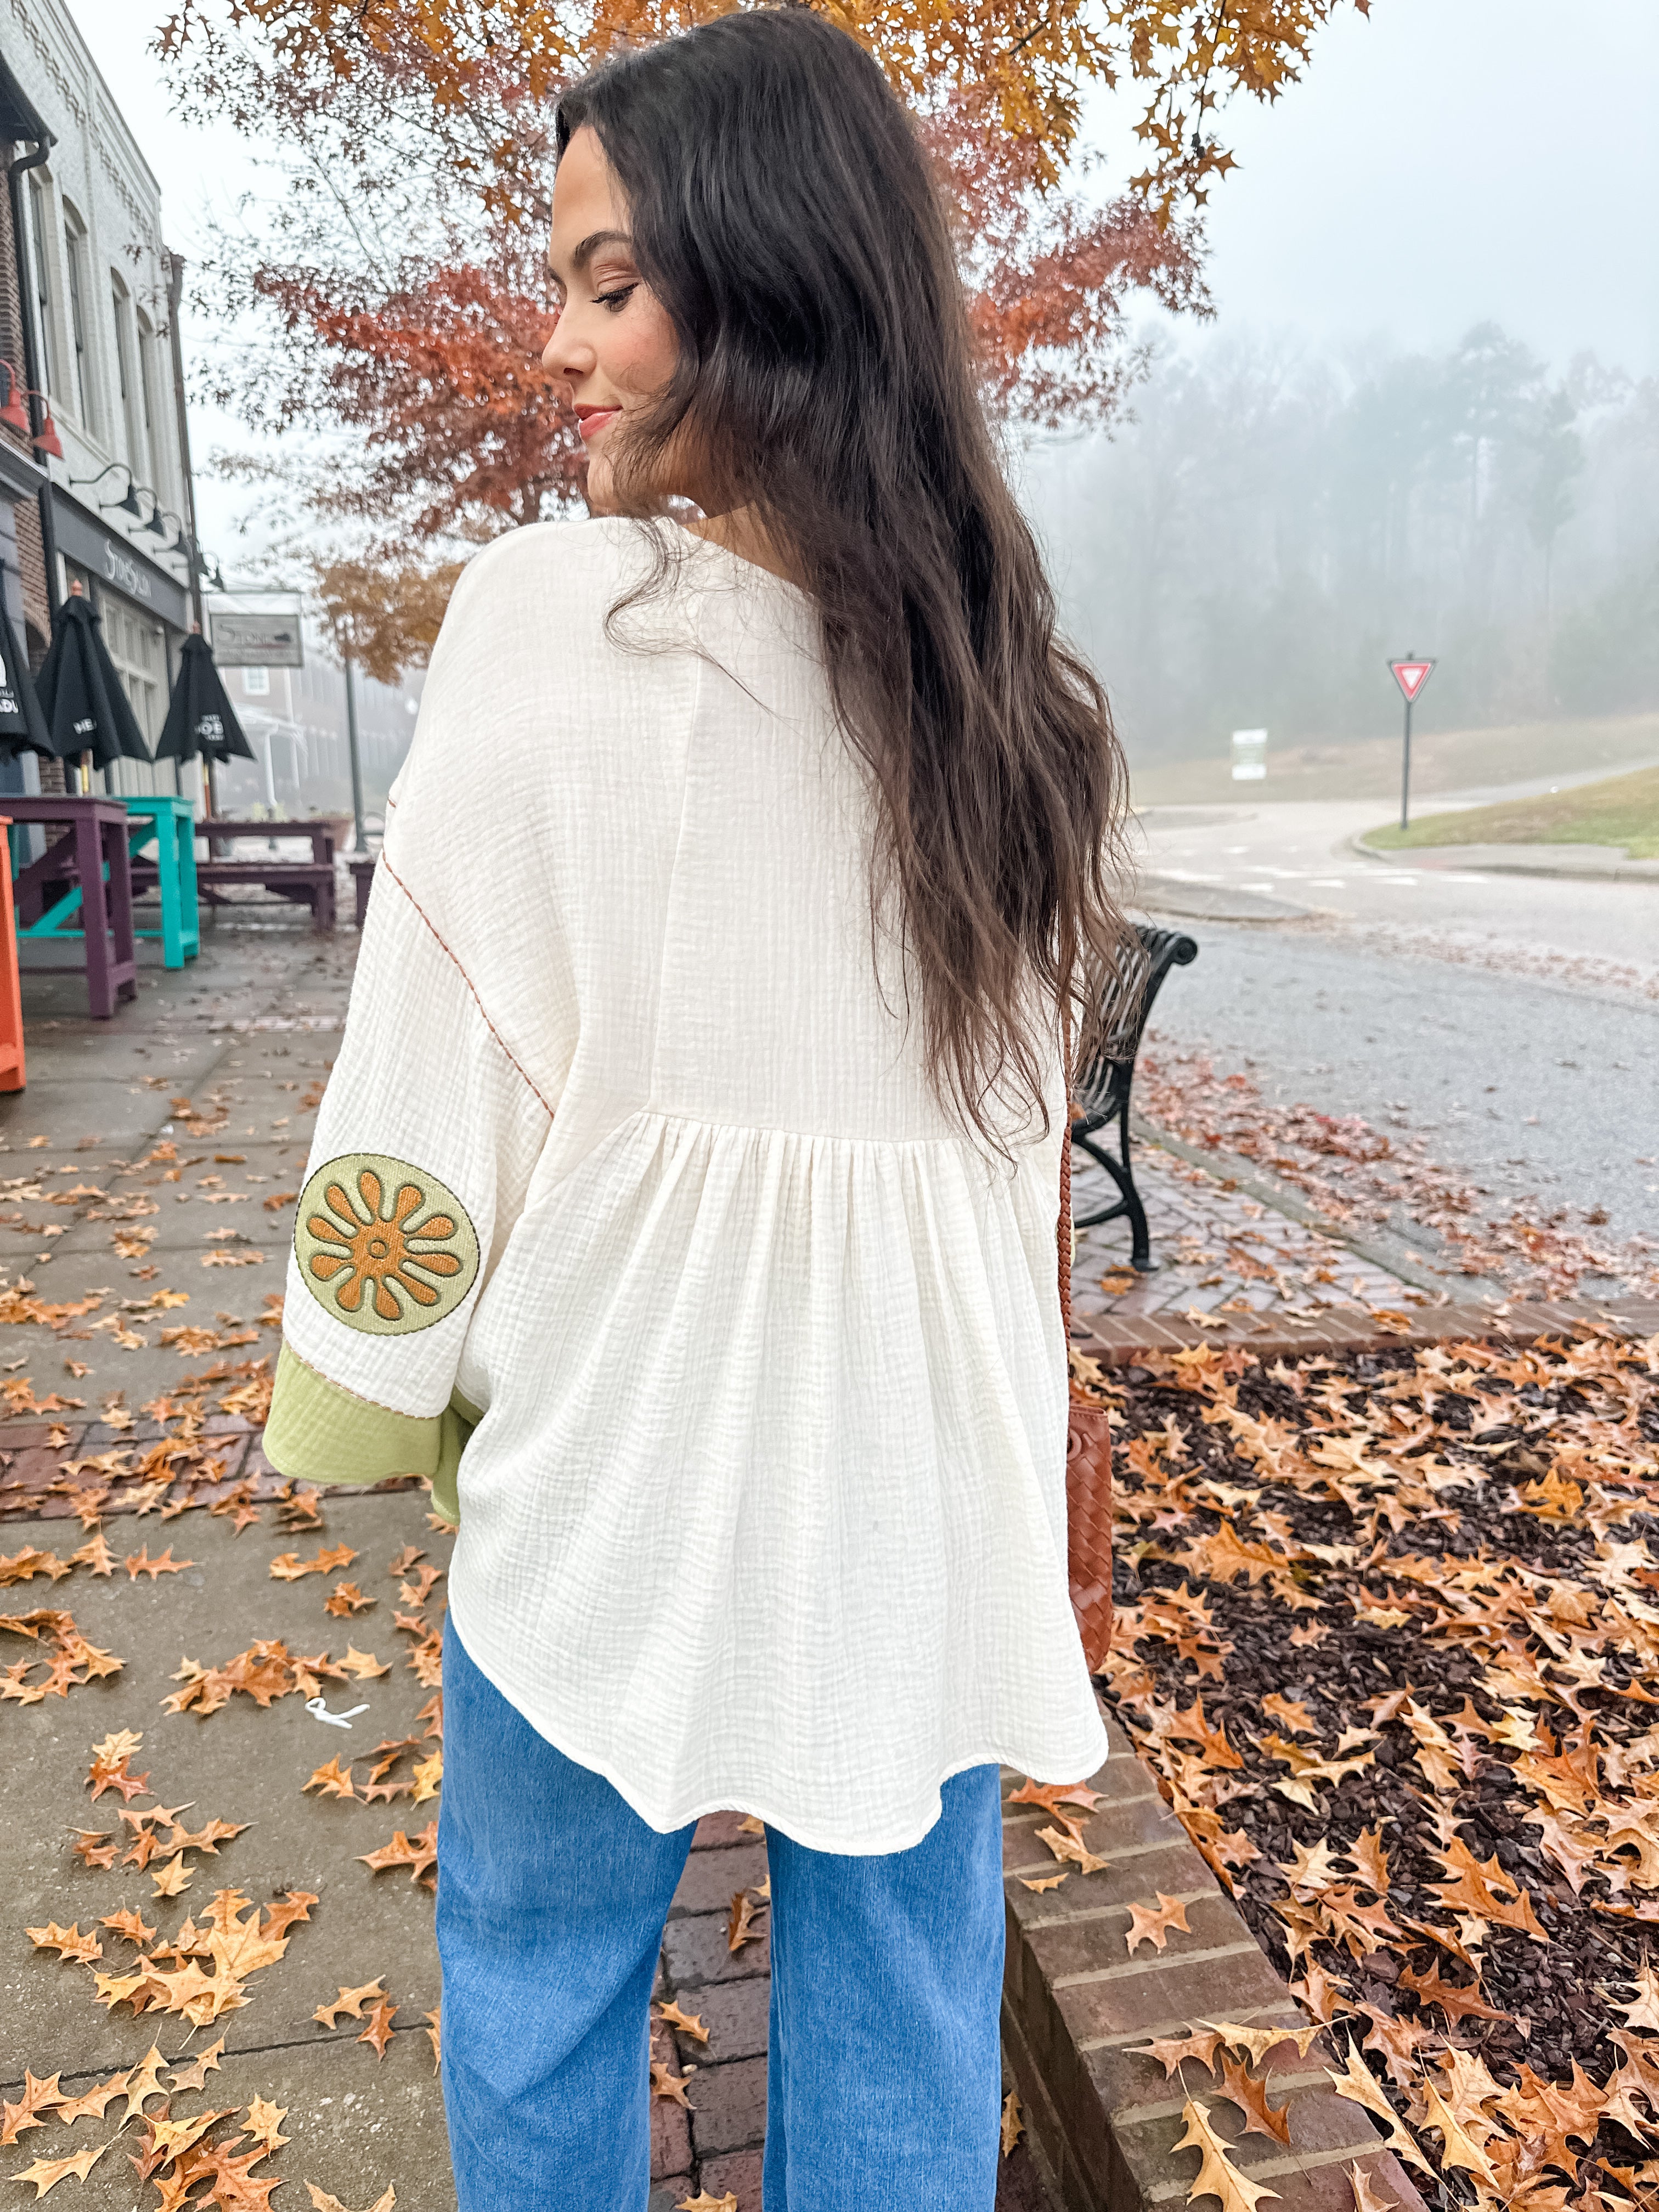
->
<box><xmin>264</xmin><ymin>8</ymin><xmax>1128</xmax><ymax>2202</ymax></box>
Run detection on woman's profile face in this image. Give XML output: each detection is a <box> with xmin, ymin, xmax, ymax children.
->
<box><xmin>544</xmin><ymin>126</ymin><xmax>684</xmax><ymax>514</ymax></box>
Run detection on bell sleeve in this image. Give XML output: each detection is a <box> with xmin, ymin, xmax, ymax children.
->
<box><xmin>261</xmin><ymin>856</ymin><xmax>551</xmax><ymax>1516</ymax></box>
<box><xmin>262</xmin><ymin>545</ymin><xmax>561</xmax><ymax>1519</ymax></box>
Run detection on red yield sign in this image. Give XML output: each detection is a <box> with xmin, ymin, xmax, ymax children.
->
<box><xmin>1387</xmin><ymin>653</ymin><xmax>1437</xmax><ymax>830</ymax></box>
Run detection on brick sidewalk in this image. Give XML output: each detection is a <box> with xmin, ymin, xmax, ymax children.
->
<box><xmin>648</xmin><ymin>1811</ymin><xmax>767</xmax><ymax>2204</ymax></box>
<box><xmin>1069</xmin><ymin>1139</ymin><xmax>1424</xmax><ymax>1337</ymax></box>
<box><xmin>647</xmin><ymin>1810</ymin><xmax>1056</xmax><ymax>2207</ymax></box>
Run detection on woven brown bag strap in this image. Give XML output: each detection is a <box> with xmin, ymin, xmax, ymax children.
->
<box><xmin>1058</xmin><ymin>996</ymin><xmax>1114</xmax><ymax>1671</ymax></box>
<box><xmin>1058</xmin><ymin>1006</ymin><xmax>1075</xmax><ymax>1336</ymax></box>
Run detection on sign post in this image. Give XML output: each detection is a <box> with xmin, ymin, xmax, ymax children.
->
<box><xmin>1387</xmin><ymin>656</ymin><xmax>1435</xmax><ymax>830</ymax></box>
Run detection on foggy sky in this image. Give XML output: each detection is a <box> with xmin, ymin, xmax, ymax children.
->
<box><xmin>59</xmin><ymin>0</ymin><xmax>1659</xmax><ymax>569</ymax></box>
<box><xmin>1120</xmin><ymin>0</ymin><xmax>1659</xmax><ymax>376</ymax></box>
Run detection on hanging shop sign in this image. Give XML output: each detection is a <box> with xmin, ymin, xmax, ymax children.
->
<box><xmin>206</xmin><ymin>591</ymin><xmax>305</xmax><ymax>669</ymax></box>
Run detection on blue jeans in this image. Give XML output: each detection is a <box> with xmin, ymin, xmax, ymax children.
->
<box><xmin>436</xmin><ymin>1618</ymin><xmax>1005</xmax><ymax>2209</ymax></box>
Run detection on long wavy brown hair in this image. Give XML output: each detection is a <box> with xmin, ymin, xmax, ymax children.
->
<box><xmin>557</xmin><ymin>8</ymin><xmax>1132</xmax><ymax>1147</ymax></box>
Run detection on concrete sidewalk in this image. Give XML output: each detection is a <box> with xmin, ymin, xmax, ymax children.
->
<box><xmin>1</xmin><ymin>919</ymin><xmax>459</xmax><ymax>2208</ymax></box>
<box><xmin>2</xmin><ymin>1486</ymin><xmax>452</xmax><ymax>2211</ymax></box>
<box><xmin>1</xmin><ymin>916</ymin><xmax>1070</xmax><ymax>2210</ymax></box>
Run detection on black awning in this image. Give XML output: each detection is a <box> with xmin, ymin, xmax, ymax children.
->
<box><xmin>0</xmin><ymin>56</ymin><xmax>50</xmax><ymax>148</ymax></box>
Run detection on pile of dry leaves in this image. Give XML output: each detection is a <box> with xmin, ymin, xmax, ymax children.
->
<box><xmin>3</xmin><ymin>1468</ymin><xmax>450</xmax><ymax>2207</ymax></box>
<box><xmin>0</xmin><ymin>1132</ymin><xmax>281</xmax><ymax>1283</ymax></box>
<box><xmin>1136</xmin><ymin>1045</ymin><xmax>1659</xmax><ymax>1304</ymax></box>
<box><xmin>1090</xmin><ymin>1322</ymin><xmax>1659</xmax><ymax>2211</ymax></box>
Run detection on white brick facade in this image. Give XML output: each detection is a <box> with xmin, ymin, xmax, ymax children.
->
<box><xmin>3</xmin><ymin>0</ymin><xmax>198</xmax><ymax>780</ymax></box>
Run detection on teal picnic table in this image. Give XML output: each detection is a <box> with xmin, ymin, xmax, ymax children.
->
<box><xmin>122</xmin><ymin>794</ymin><xmax>201</xmax><ymax>968</ymax></box>
<box><xmin>9</xmin><ymin>793</ymin><xmax>200</xmax><ymax>977</ymax></box>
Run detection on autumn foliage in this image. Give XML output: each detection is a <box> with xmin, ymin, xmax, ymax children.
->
<box><xmin>927</xmin><ymin>101</ymin><xmax>1207</xmax><ymax>428</ymax></box>
<box><xmin>314</xmin><ymin>559</ymin><xmax>466</xmax><ymax>689</ymax></box>
<box><xmin>156</xmin><ymin>0</ymin><xmax>1364</xmax><ymax>667</ymax></box>
<box><xmin>174</xmin><ymin>41</ymin><xmax>1208</xmax><ymax>549</ymax></box>
<box><xmin>160</xmin><ymin>0</ymin><xmax>1368</xmax><ymax>210</ymax></box>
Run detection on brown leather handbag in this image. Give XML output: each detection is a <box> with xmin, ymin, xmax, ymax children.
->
<box><xmin>1059</xmin><ymin>1037</ymin><xmax>1114</xmax><ymax>1674</ymax></box>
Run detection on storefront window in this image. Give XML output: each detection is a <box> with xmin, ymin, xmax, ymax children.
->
<box><xmin>27</xmin><ymin>174</ymin><xmax>55</xmax><ymax>397</ymax></box>
<box><xmin>63</xmin><ymin>204</ymin><xmax>94</xmax><ymax>432</ymax></box>
<box><xmin>112</xmin><ymin>277</ymin><xmax>147</xmax><ymax>482</ymax></box>
<box><xmin>100</xmin><ymin>593</ymin><xmax>167</xmax><ymax>793</ymax></box>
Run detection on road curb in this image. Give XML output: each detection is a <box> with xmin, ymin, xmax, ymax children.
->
<box><xmin>1345</xmin><ymin>832</ymin><xmax>1659</xmax><ymax>882</ymax></box>
<box><xmin>1133</xmin><ymin>876</ymin><xmax>1309</xmax><ymax>925</ymax></box>
<box><xmin>1123</xmin><ymin>1116</ymin><xmax>1504</xmax><ymax>1302</ymax></box>
<box><xmin>1071</xmin><ymin>1291</ymin><xmax>1659</xmax><ymax>1367</ymax></box>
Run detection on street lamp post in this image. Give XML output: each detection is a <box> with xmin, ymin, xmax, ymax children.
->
<box><xmin>343</xmin><ymin>650</ymin><xmax>366</xmax><ymax>855</ymax></box>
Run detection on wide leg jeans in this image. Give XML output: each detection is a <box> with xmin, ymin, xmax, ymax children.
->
<box><xmin>436</xmin><ymin>1617</ymin><xmax>1006</xmax><ymax>2209</ymax></box>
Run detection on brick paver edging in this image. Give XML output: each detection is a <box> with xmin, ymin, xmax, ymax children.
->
<box><xmin>1074</xmin><ymin>1294</ymin><xmax>1659</xmax><ymax>1367</ymax></box>
<box><xmin>1000</xmin><ymin>1713</ymin><xmax>1426</xmax><ymax>2212</ymax></box>
<box><xmin>648</xmin><ymin>1808</ymin><xmax>771</xmax><ymax>2205</ymax></box>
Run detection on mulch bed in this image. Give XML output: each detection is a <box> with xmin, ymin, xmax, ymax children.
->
<box><xmin>1090</xmin><ymin>1322</ymin><xmax>1659</xmax><ymax>2210</ymax></box>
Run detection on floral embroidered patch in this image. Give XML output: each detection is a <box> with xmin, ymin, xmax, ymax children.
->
<box><xmin>294</xmin><ymin>1155</ymin><xmax>479</xmax><ymax>1336</ymax></box>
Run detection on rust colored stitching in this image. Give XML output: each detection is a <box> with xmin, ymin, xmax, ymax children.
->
<box><xmin>377</xmin><ymin>853</ymin><xmax>556</xmax><ymax>1119</ymax></box>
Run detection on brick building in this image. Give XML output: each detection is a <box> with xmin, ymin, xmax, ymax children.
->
<box><xmin>0</xmin><ymin>57</ymin><xmax>52</xmax><ymax>676</ymax></box>
<box><xmin>0</xmin><ymin>0</ymin><xmax>204</xmax><ymax>803</ymax></box>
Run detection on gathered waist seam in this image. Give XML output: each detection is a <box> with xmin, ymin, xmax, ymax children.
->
<box><xmin>606</xmin><ymin>1100</ymin><xmax>1048</xmax><ymax>1158</ymax></box>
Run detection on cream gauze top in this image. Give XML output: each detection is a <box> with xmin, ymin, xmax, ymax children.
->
<box><xmin>266</xmin><ymin>515</ymin><xmax>1107</xmax><ymax>1853</ymax></box>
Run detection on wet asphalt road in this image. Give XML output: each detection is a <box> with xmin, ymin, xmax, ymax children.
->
<box><xmin>1142</xmin><ymin>919</ymin><xmax>1658</xmax><ymax>1243</ymax></box>
<box><xmin>1130</xmin><ymin>805</ymin><xmax>1659</xmax><ymax>1246</ymax></box>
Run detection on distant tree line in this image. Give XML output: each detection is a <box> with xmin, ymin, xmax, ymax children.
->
<box><xmin>1034</xmin><ymin>322</ymin><xmax>1659</xmax><ymax>758</ymax></box>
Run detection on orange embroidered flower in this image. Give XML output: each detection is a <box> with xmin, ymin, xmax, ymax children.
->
<box><xmin>303</xmin><ymin>1165</ymin><xmax>470</xmax><ymax>1324</ymax></box>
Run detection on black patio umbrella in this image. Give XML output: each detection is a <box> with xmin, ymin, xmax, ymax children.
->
<box><xmin>33</xmin><ymin>589</ymin><xmax>152</xmax><ymax>769</ymax></box>
<box><xmin>0</xmin><ymin>592</ymin><xmax>52</xmax><ymax>761</ymax></box>
<box><xmin>155</xmin><ymin>630</ymin><xmax>256</xmax><ymax>765</ymax></box>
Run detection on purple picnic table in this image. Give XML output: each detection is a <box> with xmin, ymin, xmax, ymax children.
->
<box><xmin>197</xmin><ymin>818</ymin><xmax>339</xmax><ymax>932</ymax></box>
<box><xmin>7</xmin><ymin>795</ymin><xmax>139</xmax><ymax>1019</ymax></box>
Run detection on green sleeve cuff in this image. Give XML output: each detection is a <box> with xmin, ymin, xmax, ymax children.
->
<box><xmin>263</xmin><ymin>1342</ymin><xmax>479</xmax><ymax>1526</ymax></box>
<box><xmin>431</xmin><ymin>1396</ymin><xmax>478</xmax><ymax>1527</ymax></box>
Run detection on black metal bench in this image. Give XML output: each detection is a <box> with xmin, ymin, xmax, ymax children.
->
<box><xmin>1069</xmin><ymin>922</ymin><xmax>1199</xmax><ymax>1272</ymax></box>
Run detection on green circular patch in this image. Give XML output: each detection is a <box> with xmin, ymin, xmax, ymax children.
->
<box><xmin>294</xmin><ymin>1153</ymin><xmax>479</xmax><ymax>1336</ymax></box>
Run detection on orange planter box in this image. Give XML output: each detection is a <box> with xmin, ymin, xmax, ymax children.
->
<box><xmin>0</xmin><ymin>817</ymin><xmax>27</xmax><ymax>1091</ymax></box>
